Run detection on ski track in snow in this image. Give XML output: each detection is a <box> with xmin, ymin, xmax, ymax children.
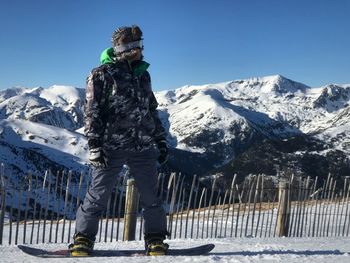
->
<box><xmin>1</xmin><ymin>237</ymin><xmax>350</xmax><ymax>262</ymax></box>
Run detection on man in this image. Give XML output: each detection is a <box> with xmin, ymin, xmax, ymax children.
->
<box><xmin>69</xmin><ymin>25</ymin><xmax>169</xmax><ymax>256</ymax></box>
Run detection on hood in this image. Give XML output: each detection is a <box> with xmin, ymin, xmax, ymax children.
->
<box><xmin>100</xmin><ymin>47</ymin><xmax>150</xmax><ymax>77</ymax></box>
<box><xmin>100</xmin><ymin>48</ymin><xmax>116</xmax><ymax>64</ymax></box>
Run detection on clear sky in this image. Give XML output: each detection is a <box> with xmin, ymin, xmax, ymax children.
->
<box><xmin>1</xmin><ymin>0</ymin><xmax>349</xmax><ymax>91</ymax></box>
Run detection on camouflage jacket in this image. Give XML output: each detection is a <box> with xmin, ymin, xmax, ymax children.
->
<box><xmin>84</xmin><ymin>57</ymin><xmax>166</xmax><ymax>152</ymax></box>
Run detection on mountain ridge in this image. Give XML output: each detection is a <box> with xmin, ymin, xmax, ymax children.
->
<box><xmin>0</xmin><ymin>75</ymin><xmax>349</xmax><ymax>186</ymax></box>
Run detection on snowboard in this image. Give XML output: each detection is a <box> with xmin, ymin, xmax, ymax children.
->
<box><xmin>18</xmin><ymin>243</ymin><xmax>215</xmax><ymax>258</ymax></box>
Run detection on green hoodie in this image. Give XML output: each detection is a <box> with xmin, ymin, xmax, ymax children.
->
<box><xmin>100</xmin><ymin>47</ymin><xmax>115</xmax><ymax>64</ymax></box>
<box><xmin>99</xmin><ymin>47</ymin><xmax>150</xmax><ymax>77</ymax></box>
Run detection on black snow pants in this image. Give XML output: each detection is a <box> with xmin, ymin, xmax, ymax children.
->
<box><xmin>75</xmin><ymin>147</ymin><xmax>167</xmax><ymax>240</ymax></box>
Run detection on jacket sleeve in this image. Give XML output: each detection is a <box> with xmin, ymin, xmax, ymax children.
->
<box><xmin>149</xmin><ymin>92</ymin><xmax>167</xmax><ymax>143</ymax></box>
<box><xmin>144</xmin><ymin>71</ymin><xmax>166</xmax><ymax>142</ymax></box>
<box><xmin>145</xmin><ymin>72</ymin><xmax>167</xmax><ymax>143</ymax></box>
<box><xmin>84</xmin><ymin>69</ymin><xmax>108</xmax><ymax>150</ymax></box>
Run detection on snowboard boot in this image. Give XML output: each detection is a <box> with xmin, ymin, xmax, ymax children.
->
<box><xmin>68</xmin><ymin>233</ymin><xmax>94</xmax><ymax>257</ymax></box>
<box><xmin>145</xmin><ymin>233</ymin><xmax>169</xmax><ymax>256</ymax></box>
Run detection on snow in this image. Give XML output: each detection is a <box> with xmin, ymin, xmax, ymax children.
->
<box><xmin>1</xmin><ymin>76</ymin><xmax>350</xmax><ymax>161</ymax></box>
<box><xmin>157</xmin><ymin>82</ymin><xmax>250</xmax><ymax>151</ymax></box>
<box><xmin>316</xmin><ymin>123</ymin><xmax>350</xmax><ymax>152</ymax></box>
<box><xmin>0</xmin><ymin>118</ymin><xmax>88</xmax><ymax>177</ymax></box>
<box><xmin>39</xmin><ymin>85</ymin><xmax>83</xmax><ymax>110</ymax></box>
<box><xmin>0</xmin><ymin>86</ymin><xmax>27</xmax><ymax>103</ymax></box>
<box><xmin>0</xmin><ymin>85</ymin><xmax>84</xmax><ymax>131</ymax></box>
<box><xmin>154</xmin><ymin>75</ymin><xmax>350</xmax><ymax>155</ymax></box>
<box><xmin>1</xmin><ymin>77</ymin><xmax>350</xmax><ymax>261</ymax></box>
<box><xmin>0</xmin><ymin>119</ymin><xmax>88</xmax><ymax>163</ymax></box>
<box><xmin>1</xmin><ymin>202</ymin><xmax>350</xmax><ymax>262</ymax></box>
<box><xmin>0</xmin><ymin>237</ymin><xmax>349</xmax><ymax>262</ymax></box>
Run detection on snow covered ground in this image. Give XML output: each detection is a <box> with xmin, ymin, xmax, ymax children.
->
<box><xmin>1</xmin><ymin>202</ymin><xmax>350</xmax><ymax>262</ymax></box>
<box><xmin>0</xmin><ymin>236</ymin><xmax>349</xmax><ymax>262</ymax></box>
<box><xmin>1</xmin><ymin>209</ymin><xmax>350</xmax><ymax>263</ymax></box>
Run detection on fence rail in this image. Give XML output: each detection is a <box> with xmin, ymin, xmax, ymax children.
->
<box><xmin>0</xmin><ymin>165</ymin><xmax>349</xmax><ymax>245</ymax></box>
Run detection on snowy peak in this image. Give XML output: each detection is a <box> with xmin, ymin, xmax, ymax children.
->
<box><xmin>0</xmin><ymin>86</ymin><xmax>87</xmax><ymax>188</ymax></box>
<box><xmin>313</xmin><ymin>84</ymin><xmax>350</xmax><ymax>112</ymax></box>
<box><xmin>158</xmin><ymin>85</ymin><xmax>249</xmax><ymax>153</ymax></box>
<box><xmin>0</xmin><ymin>92</ymin><xmax>53</xmax><ymax>119</ymax></box>
<box><xmin>0</xmin><ymin>86</ymin><xmax>28</xmax><ymax>103</ymax></box>
<box><xmin>158</xmin><ymin>75</ymin><xmax>309</xmax><ymax>107</ymax></box>
<box><xmin>39</xmin><ymin>85</ymin><xmax>85</xmax><ymax>109</ymax></box>
<box><xmin>155</xmin><ymin>75</ymin><xmax>350</xmax><ymax>168</ymax></box>
<box><xmin>0</xmin><ymin>85</ymin><xmax>84</xmax><ymax>130</ymax></box>
<box><xmin>229</xmin><ymin>75</ymin><xmax>310</xmax><ymax>95</ymax></box>
<box><xmin>262</xmin><ymin>75</ymin><xmax>310</xmax><ymax>94</ymax></box>
<box><xmin>0</xmin><ymin>76</ymin><xmax>349</xmax><ymax>180</ymax></box>
<box><xmin>155</xmin><ymin>75</ymin><xmax>315</xmax><ymax>158</ymax></box>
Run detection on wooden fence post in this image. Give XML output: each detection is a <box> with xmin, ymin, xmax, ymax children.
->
<box><xmin>277</xmin><ymin>180</ymin><xmax>291</xmax><ymax>237</ymax></box>
<box><xmin>123</xmin><ymin>179</ymin><xmax>139</xmax><ymax>241</ymax></box>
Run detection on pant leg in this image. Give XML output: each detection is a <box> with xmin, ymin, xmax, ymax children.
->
<box><xmin>127</xmin><ymin>148</ymin><xmax>167</xmax><ymax>236</ymax></box>
<box><xmin>75</xmin><ymin>151</ymin><xmax>125</xmax><ymax>240</ymax></box>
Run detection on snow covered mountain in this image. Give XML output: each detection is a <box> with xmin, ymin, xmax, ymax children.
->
<box><xmin>0</xmin><ymin>85</ymin><xmax>84</xmax><ymax>131</ymax></box>
<box><xmin>0</xmin><ymin>85</ymin><xmax>87</xmax><ymax>194</ymax></box>
<box><xmin>0</xmin><ymin>75</ymin><xmax>349</xmax><ymax>187</ymax></box>
<box><xmin>155</xmin><ymin>75</ymin><xmax>350</xmax><ymax>180</ymax></box>
<box><xmin>156</xmin><ymin>75</ymin><xmax>350</xmax><ymax>147</ymax></box>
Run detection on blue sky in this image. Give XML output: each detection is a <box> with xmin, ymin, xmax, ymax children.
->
<box><xmin>1</xmin><ymin>0</ymin><xmax>349</xmax><ymax>91</ymax></box>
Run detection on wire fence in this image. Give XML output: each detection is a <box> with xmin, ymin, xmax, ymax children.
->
<box><xmin>0</xmin><ymin>164</ymin><xmax>349</xmax><ymax>245</ymax></box>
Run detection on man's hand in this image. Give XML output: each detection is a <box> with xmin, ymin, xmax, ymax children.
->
<box><xmin>89</xmin><ymin>148</ymin><xmax>107</xmax><ymax>168</ymax></box>
<box><xmin>157</xmin><ymin>140</ymin><xmax>169</xmax><ymax>165</ymax></box>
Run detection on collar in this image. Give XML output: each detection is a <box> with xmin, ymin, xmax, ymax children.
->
<box><xmin>132</xmin><ymin>60</ymin><xmax>150</xmax><ymax>77</ymax></box>
<box><xmin>100</xmin><ymin>48</ymin><xmax>150</xmax><ymax>76</ymax></box>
